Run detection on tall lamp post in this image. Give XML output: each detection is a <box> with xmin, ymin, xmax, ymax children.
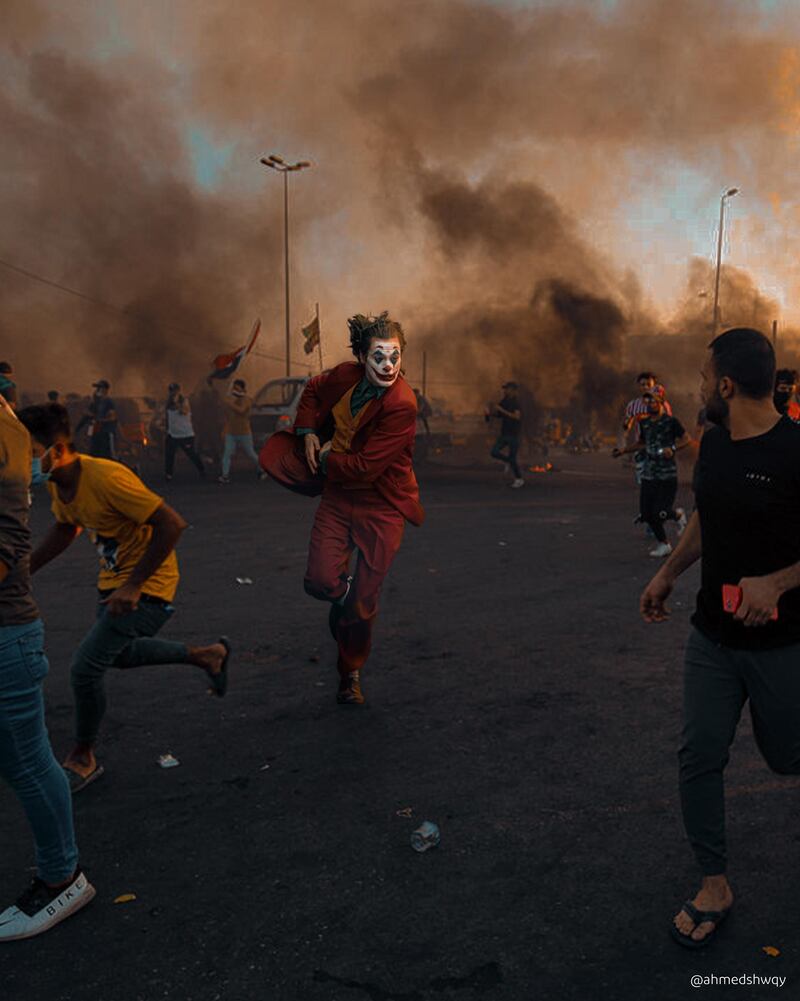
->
<box><xmin>712</xmin><ymin>187</ymin><xmax>739</xmax><ymax>335</ymax></box>
<box><xmin>259</xmin><ymin>154</ymin><xmax>312</xmax><ymax>377</ymax></box>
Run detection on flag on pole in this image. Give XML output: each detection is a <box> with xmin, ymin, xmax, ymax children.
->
<box><xmin>302</xmin><ymin>313</ymin><xmax>320</xmax><ymax>355</ymax></box>
<box><xmin>208</xmin><ymin>318</ymin><xmax>261</xmax><ymax>380</ymax></box>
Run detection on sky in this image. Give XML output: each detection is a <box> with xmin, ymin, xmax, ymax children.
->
<box><xmin>2</xmin><ymin>0</ymin><xmax>800</xmax><ymax>402</ymax></box>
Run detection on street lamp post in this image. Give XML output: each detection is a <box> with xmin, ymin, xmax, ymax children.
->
<box><xmin>712</xmin><ymin>187</ymin><xmax>739</xmax><ymax>335</ymax></box>
<box><xmin>259</xmin><ymin>154</ymin><xmax>312</xmax><ymax>377</ymax></box>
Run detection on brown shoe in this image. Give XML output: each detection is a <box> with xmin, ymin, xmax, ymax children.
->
<box><xmin>336</xmin><ymin>671</ymin><xmax>365</xmax><ymax>705</ymax></box>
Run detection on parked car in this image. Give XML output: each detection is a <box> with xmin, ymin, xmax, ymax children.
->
<box><xmin>250</xmin><ymin>377</ymin><xmax>310</xmax><ymax>447</ymax></box>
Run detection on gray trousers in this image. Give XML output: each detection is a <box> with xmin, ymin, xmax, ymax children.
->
<box><xmin>680</xmin><ymin>628</ymin><xmax>800</xmax><ymax>875</ymax></box>
<box><xmin>71</xmin><ymin>598</ymin><xmax>188</xmax><ymax>745</ymax></box>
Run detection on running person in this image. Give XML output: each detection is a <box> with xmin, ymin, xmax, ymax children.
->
<box><xmin>17</xmin><ymin>404</ymin><xmax>231</xmax><ymax>792</ymax></box>
<box><xmin>641</xmin><ymin>328</ymin><xmax>800</xmax><ymax>947</ymax></box>
<box><xmin>164</xmin><ymin>382</ymin><xmax>205</xmax><ymax>481</ymax></box>
<box><xmin>261</xmin><ymin>312</ymin><xmax>423</xmax><ymax>705</ymax></box>
<box><xmin>613</xmin><ymin>390</ymin><xmax>690</xmax><ymax>557</ymax></box>
<box><xmin>487</xmin><ymin>381</ymin><xmax>524</xmax><ymax>488</ymax></box>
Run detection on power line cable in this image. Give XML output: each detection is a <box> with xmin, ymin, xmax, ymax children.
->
<box><xmin>0</xmin><ymin>255</ymin><xmax>469</xmax><ymax>384</ymax></box>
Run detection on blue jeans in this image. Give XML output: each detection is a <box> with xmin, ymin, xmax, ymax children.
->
<box><xmin>222</xmin><ymin>434</ymin><xmax>259</xmax><ymax>476</ymax></box>
<box><xmin>71</xmin><ymin>599</ymin><xmax>188</xmax><ymax>745</ymax></box>
<box><xmin>0</xmin><ymin>620</ymin><xmax>78</xmax><ymax>884</ymax></box>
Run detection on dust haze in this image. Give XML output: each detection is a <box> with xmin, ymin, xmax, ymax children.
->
<box><xmin>2</xmin><ymin>0</ymin><xmax>799</xmax><ymax>419</ymax></box>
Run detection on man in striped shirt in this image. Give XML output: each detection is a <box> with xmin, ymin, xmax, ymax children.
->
<box><xmin>623</xmin><ymin>372</ymin><xmax>672</xmax><ymax>483</ymax></box>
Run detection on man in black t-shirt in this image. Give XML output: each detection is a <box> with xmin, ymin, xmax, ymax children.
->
<box><xmin>640</xmin><ymin>327</ymin><xmax>800</xmax><ymax>949</ymax></box>
<box><xmin>486</xmin><ymin>381</ymin><xmax>524</xmax><ymax>488</ymax></box>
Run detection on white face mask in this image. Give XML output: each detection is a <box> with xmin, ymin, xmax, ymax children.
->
<box><xmin>363</xmin><ymin>338</ymin><xmax>402</xmax><ymax>389</ymax></box>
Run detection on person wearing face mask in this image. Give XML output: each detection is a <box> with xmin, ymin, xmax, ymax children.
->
<box><xmin>16</xmin><ymin>404</ymin><xmax>231</xmax><ymax>795</ymax></box>
<box><xmin>639</xmin><ymin>328</ymin><xmax>800</xmax><ymax>949</ymax></box>
<box><xmin>260</xmin><ymin>312</ymin><xmax>424</xmax><ymax>706</ymax></box>
<box><xmin>773</xmin><ymin>368</ymin><xmax>800</xmax><ymax>420</ymax></box>
<box><xmin>216</xmin><ymin>378</ymin><xmax>265</xmax><ymax>484</ymax></box>
<box><xmin>612</xmin><ymin>388</ymin><xmax>690</xmax><ymax>557</ymax></box>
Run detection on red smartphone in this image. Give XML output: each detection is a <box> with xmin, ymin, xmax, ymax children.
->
<box><xmin>722</xmin><ymin>584</ymin><xmax>778</xmax><ymax>621</ymax></box>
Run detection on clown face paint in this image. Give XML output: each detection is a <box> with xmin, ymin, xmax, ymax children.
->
<box><xmin>362</xmin><ymin>337</ymin><xmax>402</xmax><ymax>388</ymax></box>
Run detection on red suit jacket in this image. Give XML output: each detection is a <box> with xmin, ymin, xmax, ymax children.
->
<box><xmin>261</xmin><ymin>362</ymin><xmax>424</xmax><ymax>526</ymax></box>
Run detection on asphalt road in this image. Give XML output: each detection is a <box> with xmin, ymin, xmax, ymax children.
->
<box><xmin>2</xmin><ymin>450</ymin><xmax>798</xmax><ymax>1001</ymax></box>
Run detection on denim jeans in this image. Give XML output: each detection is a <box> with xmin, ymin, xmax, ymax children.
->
<box><xmin>0</xmin><ymin>620</ymin><xmax>78</xmax><ymax>884</ymax></box>
<box><xmin>490</xmin><ymin>435</ymin><xmax>521</xmax><ymax>479</ymax></box>
<box><xmin>222</xmin><ymin>434</ymin><xmax>260</xmax><ymax>476</ymax></box>
<box><xmin>71</xmin><ymin>599</ymin><xmax>188</xmax><ymax>745</ymax></box>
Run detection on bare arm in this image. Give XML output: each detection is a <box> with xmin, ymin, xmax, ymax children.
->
<box><xmin>639</xmin><ymin>511</ymin><xmax>701</xmax><ymax>623</ymax></box>
<box><xmin>30</xmin><ymin>522</ymin><xmax>81</xmax><ymax>575</ymax></box>
<box><xmin>102</xmin><ymin>502</ymin><xmax>186</xmax><ymax>614</ymax></box>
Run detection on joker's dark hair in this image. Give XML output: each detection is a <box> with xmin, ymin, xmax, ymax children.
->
<box><xmin>347</xmin><ymin>312</ymin><xmax>406</xmax><ymax>359</ymax></box>
<box><xmin>17</xmin><ymin>404</ymin><xmax>74</xmax><ymax>448</ymax></box>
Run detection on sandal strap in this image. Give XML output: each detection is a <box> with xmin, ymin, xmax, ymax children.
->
<box><xmin>682</xmin><ymin>900</ymin><xmax>727</xmax><ymax>925</ymax></box>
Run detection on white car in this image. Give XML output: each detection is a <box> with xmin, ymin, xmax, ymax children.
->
<box><xmin>249</xmin><ymin>377</ymin><xmax>310</xmax><ymax>447</ymax></box>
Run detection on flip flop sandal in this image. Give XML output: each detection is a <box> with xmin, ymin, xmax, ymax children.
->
<box><xmin>670</xmin><ymin>900</ymin><xmax>731</xmax><ymax>949</ymax></box>
<box><xmin>207</xmin><ymin>636</ymin><xmax>231</xmax><ymax>698</ymax></box>
<box><xmin>63</xmin><ymin>763</ymin><xmax>105</xmax><ymax>795</ymax></box>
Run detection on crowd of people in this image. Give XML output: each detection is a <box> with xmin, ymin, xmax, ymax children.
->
<box><xmin>0</xmin><ymin>312</ymin><xmax>422</xmax><ymax>937</ymax></box>
<box><xmin>5</xmin><ymin>323</ymin><xmax>800</xmax><ymax>956</ymax></box>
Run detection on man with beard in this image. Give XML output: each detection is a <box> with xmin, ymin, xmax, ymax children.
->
<box><xmin>261</xmin><ymin>312</ymin><xmax>423</xmax><ymax>706</ymax></box>
<box><xmin>640</xmin><ymin>328</ymin><xmax>800</xmax><ymax>948</ymax></box>
<box><xmin>773</xmin><ymin>368</ymin><xmax>800</xmax><ymax>420</ymax></box>
<box><xmin>612</xmin><ymin>389</ymin><xmax>689</xmax><ymax>557</ymax></box>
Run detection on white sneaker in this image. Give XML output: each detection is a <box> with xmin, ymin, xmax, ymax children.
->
<box><xmin>676</xmin><ymin>507</ymin><xmax>688</xmax><ymax>535</ymax></box>
<box><xmin>510</xmin><ymin>478</ymin><xmax>525</xmax><ymax>489</ymax></box>
<box><xmin>0</xmin><ymin>869</ymin><xmax>95</xmax><ymax>941</ymax></box>
<box><xmin>649</xmin><ymin>542</ymin><xmax>672</xmax><ymax>558</ymax></box>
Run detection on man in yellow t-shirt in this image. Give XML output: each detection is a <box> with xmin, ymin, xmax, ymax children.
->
<box><xmin>18</xmin><ymin>404</ymin><xmax>232</xmax><ymax>793</ymax></box>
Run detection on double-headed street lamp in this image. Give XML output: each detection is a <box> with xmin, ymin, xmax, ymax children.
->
<box><xmin>712</xmin><ymin>187</ymin><xmax>739</xmax><ymax>335</ymax></box>
<box><xmin>259</xmin><ymin>154</ymin><xmax>312</xmax><ymax>377</ymax></box>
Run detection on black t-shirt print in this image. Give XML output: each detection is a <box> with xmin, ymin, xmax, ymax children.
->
<box><xmin>498</xmin><ymin>395</ymin><xmax>521</xmax><ymax>438</ymax></box>
<box><xmin>692</xmin><ymin>416</ymin><xmax>800</xmax><ymax>649</ymax></box>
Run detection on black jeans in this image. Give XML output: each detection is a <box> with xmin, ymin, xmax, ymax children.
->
<box><xmin>639</xmin><ymin>477</ymin><xmax>677</xmax><ymax>543</ymax></box>
<box><xmin>680</xmin><ymin>629</ymin><xmax>800</xmax><ymax>874</ymax></box>
<box><xmin>165</xmin><ymin>435</ymin><xmax>204</xmax><ymax>477</ymax></box>
<box><xmin>491</xmin><ymin>435</ymin><xmax>521</xmax><ymax>479</ymax></box>
<box><xmin>90</xmin><ymin>431</ymin><xmax>116</xmax><ymax>459</ymax></box>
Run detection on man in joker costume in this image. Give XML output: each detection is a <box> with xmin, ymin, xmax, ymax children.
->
<box><xmin>261</xmin><ymin>313</ymin><xmax>423</xmax><ymax>705</ymax></box>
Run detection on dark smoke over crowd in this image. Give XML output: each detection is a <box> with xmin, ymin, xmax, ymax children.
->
<box><xmin>2</xmin><ymin>0</ymin><xmax>799</xmax><ymax>413</ymax></box>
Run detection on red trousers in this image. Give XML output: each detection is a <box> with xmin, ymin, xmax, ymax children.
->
<box><xmin>304</xmin><ymin>484</ymin><xmax>405</xmax><ymax>676</ymax></box>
